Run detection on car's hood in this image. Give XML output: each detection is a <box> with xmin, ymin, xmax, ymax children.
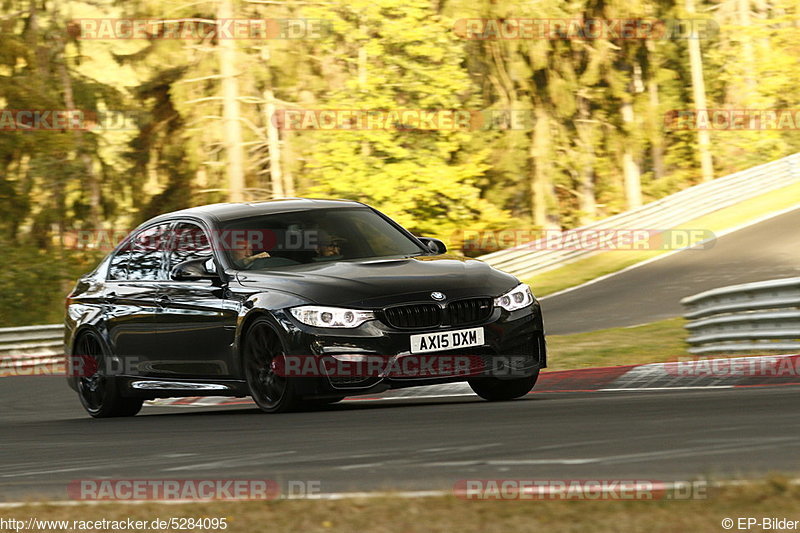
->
<box><xmin>235</xmin><ymin>255</ymin><xmax>519</xmax><ymax>307</ymax></box>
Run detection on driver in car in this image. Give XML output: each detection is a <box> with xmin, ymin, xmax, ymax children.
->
<box><xmin>230</xmin><ymin>235</ymin><xmax>270</xmax><ymax>269</ymax></box>
<box><xmin>313</xmin><ymin>230</ymin><xmax>345</xmax><ymax>260</ymax></box>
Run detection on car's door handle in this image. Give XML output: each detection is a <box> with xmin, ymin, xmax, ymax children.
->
<box><xmin>106</xmin><ymin>291</ymin><xmax>118</xmax><ymax>303</ymax></box>
<box><xmin>158</xmin><ymin>295</ymin><xmax>172</xmax><ymax>305</ymax></box>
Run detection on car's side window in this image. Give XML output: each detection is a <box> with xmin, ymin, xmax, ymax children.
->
<box><xmin>167</xmin><ymin>222</ymin><xmax>214</xmax><ymax>274</ymax></box>
<box><xmin>127</xmin><ymin>223</ymin><xmax>172</xmax><ymax>281</ymax></box>
<box><xmin>107</xmin><ymin>243</ymin><xmax>131</xmax><ymax>281</ymax></box>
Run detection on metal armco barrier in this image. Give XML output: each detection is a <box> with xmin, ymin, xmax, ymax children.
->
<box><xmin>681</xmin><ymin>277</ymin><xmax>800</xmax><ymax>355</ymax></box>
<box><xmin>479</xmin><ymin>152</ymin><xmax>800</xmax><ymax>279</ymax></box>
<box><xmin>0</xmin><ymin>324</ymin><xmax>64</xmax><ymax>367</ymax></box>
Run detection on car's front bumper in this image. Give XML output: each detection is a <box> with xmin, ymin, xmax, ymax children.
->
<box><xmin>273</xmin><ymin>301</ymin><xmax>546</xmax><ymax>398</ymax></box>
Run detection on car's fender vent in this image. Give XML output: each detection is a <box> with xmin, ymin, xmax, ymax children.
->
<box><xmin>382</xmin><ymin>304</ymin><xmax>442</xmax><ymax>328</ymax></box>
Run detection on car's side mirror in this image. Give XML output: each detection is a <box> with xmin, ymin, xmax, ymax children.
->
<box><xmin>418</xmin><ymin>237</ymin><xmax>447</xmax><ymax>255</ymax></box>
<box><xmin>171</xmin><ymin>257</ymin><xmax>219</xmax><ymax>281</ymax></box>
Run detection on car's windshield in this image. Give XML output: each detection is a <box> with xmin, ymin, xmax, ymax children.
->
<box><xmin>219</xmin><ymin>208</ymin><xmax>425</xmax><ymax>270</ymax></box>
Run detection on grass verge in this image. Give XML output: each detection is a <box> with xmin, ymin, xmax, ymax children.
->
<box><xmin>522</xmin><ymin>182</ymin><xmax>800</xmax><ymax>297</ymax></box>
<box><xmin>544</xmin><ymin>316</ymin><xmax>791</xmax><ymax>370</ymax></box>
<box><xmin>546</xmin><ymin>317</ymin><xmax>689</xmax><ymax>371</ymax></box>
<box><xmin>2</xmin><ymin>478</ymin><xmax>799</xmax><ymax>533</ymax></box>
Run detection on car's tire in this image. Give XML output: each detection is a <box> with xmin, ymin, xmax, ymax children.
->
<box><xmin>74</xmin><ymin>332</ymin><xmax>143</xmax><ymax>418</ymax></box>
<box><xmin>243</xmin><ymin>317</ymin><xmax>302</xmax><ymax>413</ymax></box>
<box><xmin>468</xmin><ymin>369</ymin><xmax>539</xmax><ymax>402</ymax></box>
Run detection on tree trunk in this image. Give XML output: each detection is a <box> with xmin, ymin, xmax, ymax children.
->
<box><xmin>530</xmin><ymin>107</ymin><xmax>557</xmax><ymax>228</ymax></box>
<box><xmin>263</xmin><ymin>89</ymin><xmax>285</xmax><ymax>198</ymax></box>
<box><xmin>686</xmin><ymin>0</ymin><xmax>714</xmax><ymax>182</ymax></box>
<box><xmin>646</xmin><ymin>40</ymin><xmax>665</xmax><ymax>180</ymax></box>
<box><xmin>737</xmin><ymin>0</ymin><xmax>756</xmax><ymax>102</ymax></box>
<box><xmin>56</xmin><ymin>40</ymin><xmax>100</xmax><ymax>229</ymax></box>
<box><xmin>218</xmin><ymin>0</ymin><xmax>246</xmax><ymax>202</ymax></box>
<box><xmin>576</xmin><ymin>96</ymin><xmax>597</xmax><ymax>223</ymax></box>
<box><xmin>358</xmin><ymin>20</ymin><xmax>370</xmax><ymax>159</ymax></box>
<box><xmin>282</xmin><ymin>128</ymin><xmax>297</xmax><ymax>196</ymax></box>
<box><xmin>648</xmin><ymin>77</ymin><xmax>665</xmax><ymax>180</ymax></box>
<box><xmin>621</xmin><ymin>99</ymin><xmax>643</xmax><ymax>209</ymax></box>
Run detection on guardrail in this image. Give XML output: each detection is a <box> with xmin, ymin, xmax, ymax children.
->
<box><xmin>0</xmin><ymin>324</ymin><xmax>64</xmax><ymax>368</ymax></box>
<box><xmin>479</xmin><ymin>152</ymin><xmax>800</xmax><ymax>279</ymax></box>
<box><xmin>681</xmin><ymin>277</ymin><xmax>800</xmax><ymax>355</ymax></box>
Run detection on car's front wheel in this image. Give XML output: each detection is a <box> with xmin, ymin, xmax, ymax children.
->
<box><xmin>75</xmin><ymin>332</ymin><xmax>143</xmax><ymax>418</ymax></box>
<box><xmin>468</xmin><ymin>370</ymin><xmax>539</xmax><ymax>401</ymax></box>
<box><xmin>243</xmin><ymin>318</ymin><xmax>301</xmax><ymax>413</ymax></box>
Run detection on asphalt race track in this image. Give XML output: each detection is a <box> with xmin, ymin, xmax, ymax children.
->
<box><xmin>2</xmin><ymin>207</ymin><xmax>800</xmax><ymax>501</ymax></box>
<box><xmin>1</xmin><ymin>376</ymin><xmax>800</xmax><ymax>500</ymax></box>
<box><xmin>542</xmin><ymin>206</ymin><xmax>800</xmax><ymax>334</ymax></box>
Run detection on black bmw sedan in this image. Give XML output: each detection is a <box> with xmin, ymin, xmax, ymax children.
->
<box><xmin>65</xmin><ymin>199</ymin><xmax>546</xmax><ymax>417</ymax></box>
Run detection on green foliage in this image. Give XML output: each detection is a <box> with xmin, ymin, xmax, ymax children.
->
<box><xmin>0</xmin><ymin>243</ymin><xmax>104</xmax><ymax>326</ymax></box>
<box><xmin>301</xmin><ymin>0</ymin><xmax>513</xmax><ymax>242</ymax></box>
<box><xmin>2</xmin><ymin>0</ymin><xmax>800</xmax><ymax>325</ymax></box>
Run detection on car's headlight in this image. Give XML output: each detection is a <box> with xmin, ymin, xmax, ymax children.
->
<box><xmin>289</xmin><ymin>306</ymin><xmax>375</xmax><ymax>328</ymax></box>
<box><xmin>494</xmin><ymin>284</ymin><xmax>534</xmax><ymax>311</ymax></box>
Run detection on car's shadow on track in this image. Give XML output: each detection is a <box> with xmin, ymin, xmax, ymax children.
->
<box><xmin>113</xmin><ymin>394</ymin><xmax>545</xmax><ymax>420</ymax></box>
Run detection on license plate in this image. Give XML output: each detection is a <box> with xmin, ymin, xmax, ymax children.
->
<box><xmin>409</xmin><ymin>327</ymin><xmax>484</xmax><ymax>354</ymax></box>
